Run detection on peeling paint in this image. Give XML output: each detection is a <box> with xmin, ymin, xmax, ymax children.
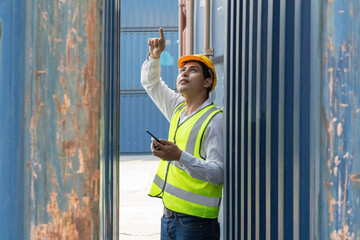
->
<box><xmin>337</xmin><ymin>122</ymin><xmax>342</xmax><ymax>136</ymax></box>
<box><xmin>330</xmin><ymin>225</ymin><xmax>355</xmax><ymax>240</ymax></box>
<box><xmin>25</xmin><ymin>0</ymin><xmax>103</xmax><ymax>238</ymax></box>
<box><xmin>320</xmin><ymin>0</ymin><xmax>360</xmax><ymax>238</ymax></box>
<box><xmin>326</xmin><ymin>181</ymin><xmax>335</xmax><ymax>222</ymax></box>
<box><xmin>350</xmin><ymin>174</ymin><xmax>360</xmax><ymax>183</ymax></box>
<box><xmin>30</xmin><ymin>190</ymin><xmax>94</xmax><ymax>239</ymax></box>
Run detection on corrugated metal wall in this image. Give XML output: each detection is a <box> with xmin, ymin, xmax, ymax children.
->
<box><xmin>0</xmin><ymin>0</ymin><xmax>120</xmax><ymax>238</ymax></box>
<box><xmin>224</xmin><ymin>0</ymin><xmax>360</xmax><ymax>239</ymax></box>
<box><xmin>103</xmin><ymin>0</ymin><xmax>121</xmax><ymax>239</ymax></box>
<box><xmin>119</xmin><ymin>0</ymin><xmax>178</xmax><ymax>153</ymax></box>
<box><xmin>223</xmin><ymin>0</ymin><xmax>311</xmax><ymax>239</ymax></box>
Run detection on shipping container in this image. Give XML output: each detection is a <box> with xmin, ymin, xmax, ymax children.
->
<box><xmin>120</xmin><ymin>94</ymin><xmax>169</xmax><ymax>153</ymax></box>
<box><xmin>2</xmin><ymin>0</ymin><xmax>360</xmax><ymax>239</ymax></box>
<box><xmin>314</xmin><ymin>1</ymin><xmax>360</xmax><ymax>239</ymax></box>
<box><xmin>119</xmin><ymin>0</ymin><xmax>178</xmax><ymax>153</ymax></box>
<box><xmin>120</xmin><ymin>32</ymin><xmax>178</xmax><ymax>90</ymax></box>
<box><xmin>120</xmin><ymin>0</ymin><xmax>178</xmax><ymax>29</ymax></box>
<box><xmin>222</xmin><ymin>0</ymin><xmax>360</xmax><ymax>239</ymax></box>
<box><xmin>0</xmin><ymin>0</ymin><xmax>120</xmax><ymax>239</ymax></box>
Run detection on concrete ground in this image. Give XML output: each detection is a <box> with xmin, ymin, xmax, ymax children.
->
<box><xmin>119</xmin><ymin>154</ymin><xmax>224</xmax><ymax>240</ymax></box>
<box><xmin>119</xmin><ymin>154</ymin><xmax>163</xmax><ymax>240</ymax></box>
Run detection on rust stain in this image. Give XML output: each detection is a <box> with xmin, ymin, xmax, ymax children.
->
<box><xmin>326</xmin><ymin>181</ymin><xmax>335</xmax><ymax>222</ymax></box>
<box><xmin>330</xmin><ymin>225</ymin><xmax>355</xmax><ymax>240</ymax></box>
<box><xmin>32</xmin><ymin>70</ymin><xmax>47</xmax><ymax>74</ymax></box>
<box><xmin>53</xmin><ymin>94</ymin><xmax>70</xmax><ymax>128</ymax></box>
<box><xmin>65</xmin><ymin>28</ymin><xmax>79</xmax><ymax>71</ymax></box>
<box><xmin>57</xmin><ymin>58</ymin><xmax>65</xmax><ymax>73</ymax></box>
<box><xmin>329</xmin><ymin>68</ymin><xmax>334</xmax><ymax>107</ymax></box>
<box><xmin>335</xmin><ymin>155</ymin><xmax>341</xmax><ymax>165</ymax></box>
<box><xmin>350</xmin><ymin>173</ymin><xmax>360</xmax><ymax>182</ymax></box>
<box><xmin>42</xmin><ymin>11</ymin><xmax>48</xmax><ymax>21</ymax></box>
<box><xmin>62</xmin><ymin>140</ymin><xmax>77</xmax><ymax>156</ymax></box>
<box><xmin>342</xmin><ymin>165</ymin><xmax>348</xmax><ymax>239</ymax></box>
<box><xmin>337</xmin><ymin>122</ymin><xmax>343</xmax><ymax>136</ymax></box>
<box><xmin>322</xmin><ymin>106</ymin><xmax>331</xmax><ymax>141</ymax></box>
<box><xmin>49</xmin><ymin>166</ymin><xmax>60</xmax><ymax>188</ymax></box>
<box><xmin>341</xmin><ymin>42</ymin><xmax>347</xmax><ymax>51</ymax></box>
<box><xmin>31</xmin><ymin>190</ymin><xmax>94</xmax><ymax>239</ymax></box>
<box><xmin>30</xmin><ymin>0</ymin><xmax>101</xmax><ymax>238</ymax></box>
<box><xmin>76</xmin><ymin>149</ymin><xmax>85</xmax><ymax>173</ymax></box>
<box><xmin>92</xmin><ymin>170</ymin><xmax>100</xmax><ymax>201</ymax></box>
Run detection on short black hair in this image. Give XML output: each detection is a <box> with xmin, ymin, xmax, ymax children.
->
<box><xmin>197</xmin><ymin>62</ymin><xmax>212</xmax><ymax>80</ymax></box>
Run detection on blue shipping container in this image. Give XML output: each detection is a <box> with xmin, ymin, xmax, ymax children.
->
<box><xmin>120</xmin><ymin>31</ymin><xmax>179</xmax><ymax>90</ymax></box>
<box><xmin>120</xmin><ymin>94</ymin><xmax>170</xmax><ymax>153</ymax></box>
<box><xmin>0</xmin><ymin>0</ymin><xmax>120</xmax><ymax>238</ymax></box>
<box><xmin>120</xmin><ymin>0</ymin><xmax>178</xmax><ymax>28</ymax></box>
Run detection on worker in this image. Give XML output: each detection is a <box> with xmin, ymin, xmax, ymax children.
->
<box><xmin>141</xmin><ymin>28</ymin><xmax>223</xmax><ymax>240</ymax></box>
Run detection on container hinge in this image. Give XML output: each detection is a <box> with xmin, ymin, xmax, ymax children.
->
<box><xmin>203</xmin><ymin>48</ymin><xmax>214</xmax><ymax>56</ymax></box>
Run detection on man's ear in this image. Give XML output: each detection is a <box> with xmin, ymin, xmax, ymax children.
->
<box><xmin>204</xmin><ymin>77</ymin><xmax>213</xmax><ymax>89</ymax></box>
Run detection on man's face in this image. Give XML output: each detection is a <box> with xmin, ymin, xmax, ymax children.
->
<box><xmin>176</xmin><ymin>61</ymin><xmax>212</xmax><ymax>95</ymax></box>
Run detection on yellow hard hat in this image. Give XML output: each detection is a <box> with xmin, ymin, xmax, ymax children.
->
<box><xmin>178</xmin><ymin>54</ymin><xmax>217</xmax><ymax>92</ymax></box>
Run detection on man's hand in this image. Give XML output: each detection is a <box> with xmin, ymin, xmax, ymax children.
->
<box><xmin>148</xmin><ymin>28</ymin><xmax>165</xmax><ymax>59</ymax></box>
<box><xmin>151</xmin><ymin>138</ymin><xmax>182</xmax><ymax>161</ymax></box>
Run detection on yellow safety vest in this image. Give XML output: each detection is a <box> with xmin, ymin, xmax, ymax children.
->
<box><xmin>148</xmin><ymin>102</ymin><xmax>223</xmax><ymax>219</ymax></box>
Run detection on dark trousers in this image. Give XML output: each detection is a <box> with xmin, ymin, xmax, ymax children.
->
<box><xmin>160</xmin><ymin>214</ymin><xmax>220</xmax><ymax>240</ymax></box>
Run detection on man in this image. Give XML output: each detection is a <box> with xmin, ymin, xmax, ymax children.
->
<box><xmin>141</xmin><ymin>28</ymin><xmax>223</xmax><ymax>240</ymax></box>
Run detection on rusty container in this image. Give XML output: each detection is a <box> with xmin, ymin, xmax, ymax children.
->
<box><xmin>0</xmin><ymin>0</ymin><xmax>120</xmax><ymax>239</ymax></box>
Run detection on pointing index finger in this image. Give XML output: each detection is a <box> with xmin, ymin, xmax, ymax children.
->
<box><xmin>159</xmin><ymin>27</ymin><xmax>165</xmax><ymax>40</ymax></box>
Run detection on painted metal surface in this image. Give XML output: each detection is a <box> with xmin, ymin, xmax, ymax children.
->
<box><xmin>315</xmin><ymin>1</ymin><xmax>360</xmax><ymax>239</ymax></box>
<box><xmin>120</xmin><ymin>0</ymin><xmax>178</xmax><ymax>28</ymax></box>
<box><xmin>23</xmin><ymin>0</ymin><xmax>104</xmax><ymax>238</ymax></box>
<box><xmin>0</xmin><ymin>0</ymin><xmax>112</xmax><ymax>238</ymax></box>
<box><xmin>0</xmin><ymin>0</ymin><xmax>26</xmax><ymax>239</ymax></box>
<box><xmin>120</xmin><ymin>31</ymin><xmax>178</xmax><ymax>90</ymax></box>
<box><xmin>119</xmin><ymin>0</ymin><xmax>178</xmax><ymax>153</ymax></box>
<box><xmin>120</xmin><ymin>94</ymin><xmax>169</xmax><ymax>153</ymax></box>
<box><xmin>103</xmin><ymin>0</ymin><xmax>121</xmax><ymax>239</ymax></box>
<box><xmin>192</xmin><ymin>0</ymin><xmax>225</xmax><ymax>108</ymax></box>
<box><xmin>223</xmin><ymin>0</ymin><xmax>311</xmax><ymax>239</ymax></box>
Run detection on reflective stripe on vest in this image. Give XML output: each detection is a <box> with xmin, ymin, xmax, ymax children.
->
<box><xmin>153</xmin><ymin>175</ymin><xmax>221</xmax><ymax>207</ymax></box>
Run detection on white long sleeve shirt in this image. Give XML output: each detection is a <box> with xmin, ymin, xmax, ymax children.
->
<box><xmin>141</xmin><ymin>56</ymin><xmax>224</xmax><ymax>185</ymax></box>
